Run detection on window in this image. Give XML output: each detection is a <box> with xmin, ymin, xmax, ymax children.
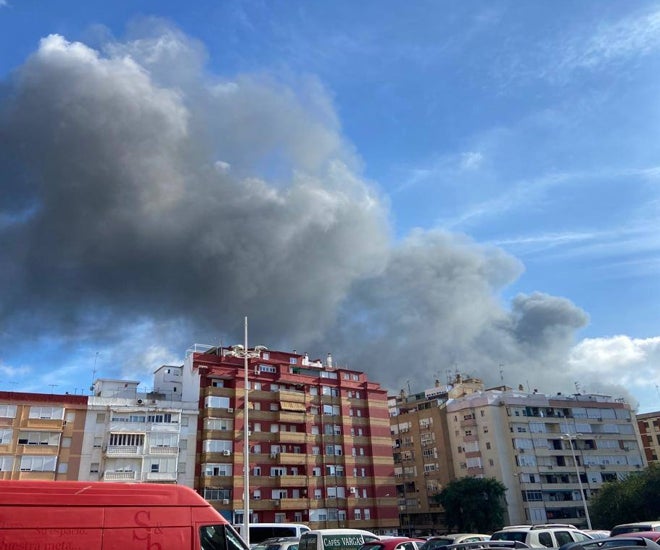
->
<box><xmin>538</xmin><ymin>533</ymin><xmax>553</xmax><ymax>547</ymax></box>
<box><xmin>177</xmin><ymin>462</ymin><xmax>187</xmax><ymax>473</ymax></box>
<box><xmin>21</xmin><ymin>455</ymin><xmax>57</xmax><ymax>472</ymax></box>
<box><xmin>0</xmin><ymin>456</ymin><xmax>13</xmax><ymax>471</ymax></box>
<box><xmin>18</xmin><ymin>431</ymin><xmax>60</xmax><ymax>446</ymax></box>
<box><xmin>0</xmin><ymin>404</ymin><xmax>17</xmax><ymax>418</ymax></box>
<box><xmin>29</xmin><ymin>406</ymin><xmax>64</xmax><ymax>420</ymax></box>
<box><xmin>58</xmin><ymin>462</ymin><xmax>68</xmax><ymax>474</ymax></box>
<box><xmin>204</xmin><ymin>463</ymin><xmax>233</xmax><ymax>476</ymax></box>
<box><xmin>203</xmin><ymin>440</ymin><xmax>232</xmax><ymax>453</ymax></box>
<box><xmin>150</xmin><ymin>458</ymin><xmax>177</xmax><ymax>474</ymax></box>
<box><xmin>0</xmin><ymin>428</ymin><xmax>12</xmax><ymax>444</ymax></box>
<box><xmin>110</xmin><ymin>433</ymin><xmax>144</xmax><ymax>447</ymax></box>
<box><xmin>96</xmin><ymin>413</ymin><xmax>106</xmax><ymax>423</ymax></box>
<box><xmin>90</xmin><ymin>462</ymin><xmax>99</xmax><ymax>473</ymax></box>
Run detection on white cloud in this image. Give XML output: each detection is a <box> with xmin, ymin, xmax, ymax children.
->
<box><xmin>567</xmin><ymin>335</ymin><xmax>660</xmax><ymax>409</ymax></box>
<box><xmin>460</xmin><ymin>151</ymin><xmax>483</xmax><ymax>171</ymax></box>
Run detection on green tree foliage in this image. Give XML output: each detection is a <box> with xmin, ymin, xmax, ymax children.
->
<box><xmin>590</xmin><ymin>465</ymin><xmax>660</xmax><ymax>528</ymax></box>
<box><xmin>437</xmin><ymin>477</ymin><xmax>507</xmax><ymax>533</ymax></box>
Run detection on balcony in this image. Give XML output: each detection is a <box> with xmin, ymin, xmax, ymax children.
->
<box><xmin>271</xmin><ymin>431</ymin><xmax>307</xmax><ymax>444</ymax></box>
<box><xmin>276</xmin><ymin>411</ymin><xmax>306</xmax><ymax>424</ymax></box>
<box><xmin>277</xmin><ymin>474</ymin><xmax>308</xmax><ymax>487</ymax></box>
<box><xmin>16</xmin><ymin>445</ymin><xmax>59</xmax><ymax>456</ymax></box>
<box><xmin>278</xmin><ymin>452</ymin><xmax>307</xmax><ymax>465</ymax></box>
<box><xmin>149</xmin><ymin>446</ymin><xmax>179</xmax><ymax>456</ymax></box>
<box><xmin>276</xmin><ymin>390</ymin><xmax>306</xmax><ymax>404</ymax></box>
<box><xmin>104</xmin><ymin>471</ymin><xmax>138</xmax><ymax>481</ymax></box>
<box><xmin>273</xmin><ymin>497</ymin><xmax>307</xmax><ymax>510</ymax></box>
<box><xmin>26</xmin><ymin>418</ymin><xmax>63</xmax><ymax>430</ymax></box>
<box><xmin>106</xmin><ymin>445</ymin><xmax>142</xmax><ymax>456</ymax></box>
<box><xmin>146</xmin><ymin>471</ymin><xmax>177</xmax><ymax>482</ymax></box>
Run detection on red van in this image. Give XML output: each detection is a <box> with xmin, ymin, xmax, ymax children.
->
<box><xmin>0</xmin><ymin>480</ymin><xmax>249</xmax><ymax>550</ymax></box>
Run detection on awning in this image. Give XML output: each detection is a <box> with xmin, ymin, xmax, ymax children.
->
<box><xmin>280</xmin><ymin>401</ymin><xmax>306</xmax><ymax>412</ymax></box>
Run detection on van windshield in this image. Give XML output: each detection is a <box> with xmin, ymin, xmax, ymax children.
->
<box><xmin>201</xmin><ymin>525</ymin><xmax>250</xmax><ymax>550</ymax></box>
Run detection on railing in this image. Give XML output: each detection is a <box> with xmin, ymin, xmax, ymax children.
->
<box><xmin>103</xmin><ymin>471</ymin><xmax>137</xmax><ymax>481</ymax></box>
<box><xmin>106</xmin><ymin>445</ymin><xmax>142</xmax><ymax>455</ymax></box>
<box><xmin>149</xmin><ymin>446</ymin><xmax>179</xmax><ymax>455</ymax></box>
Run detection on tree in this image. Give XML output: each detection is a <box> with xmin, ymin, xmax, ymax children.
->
<box><xmin>590</xmin><ymin>465</ymin><xmax>660</xmax><ymax>528</ymax></box>
<box><xmin>437</xmin><ymin>477</ymin><xmax>507</xmax><ymax>533</ymax></box>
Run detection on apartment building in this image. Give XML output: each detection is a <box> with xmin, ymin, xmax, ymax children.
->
<box><xmin>388</xmin><ymin>375</ymin><xmax>486</xmax><ymax>535</ymax></box>
<box><xmin>446</xmin><ymin>388</ymin><xmax>646</xmax><ymax>527</ymax></box>
<box><xmin>78</xmin><ymin>366</ymin><xmax>200</xmax><ymax>486</ymax></box>
<box><xmin>189</xmin><ymin>345</ymin><xmax>399</xmax><ymax>534</ymax></box>
<box><xmin>636</xmin><ymin>410</ymin><xmax>660</xmax><ymax>464</ymax></box>
<box><xmin>0</xmin><ymin>391</ymin><xmax>87</xmax><ymax>480</ymax></box>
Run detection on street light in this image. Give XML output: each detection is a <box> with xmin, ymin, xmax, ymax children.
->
<box><xmin>562</xmin><ymin>434</ymin><xmax>592</xmax><ymax>530</ymax></box>
<box><xmin>227</xmin><ymin>317</ymin><xmax>267</xmax><ymax>547</ymax></box>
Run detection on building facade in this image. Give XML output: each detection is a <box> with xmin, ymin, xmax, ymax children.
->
<box><xmin>388</xmin><ymin>375</ymin><xmax>486</xmax><ymax>535</ymax></box>
<box><xmin>0</xmin><ymin>391</ymin><xmax>87</xmax><ymax>480</ymax></box>
<box><xmin>446</xmin><ymin>389</ymin><xmax>646</xmax><ymax>527</ymax></box>
<box><xmin>190</xmin><ymin>345</ymin><xmax>399</xmax><ymax>534</ymax></box>
<box><xmin>78</xmin><ymin>366</ymin><xmax>199</xmax><ymax>486</ymax></box>
<box><xmin>636</xmin><ymin>410</ymin><xmax>660</xmax><ymax>464</ymax></box>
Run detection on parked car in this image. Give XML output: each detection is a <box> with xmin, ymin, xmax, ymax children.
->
<box><xmin>584</xmin><ymin>532</ymin><xmax>612</xmax><ymax>540</ymax></box>
<box><xmin>252</xmin><ymin>537</ymin><xmax>301</xmax><ymax>550</ymax></box>
<box><xmin>359</xmin><ymin>537</ymin><xmax>426</xmax><ymax>550</ymax></box>
<box><xmin>557</xmin><ymin>536</ymin><xmax>660</xmax><ymax>550</ymax></box>
<box><xmin>611</xmin><ymin>526</ymin><xmax>660</xmax><ymax>537</ymax></box>
<box><xmin>613</xmin><ymin>534</ymin><xmax>660</xmax><ymax>544</ymax></box>
<box><xmin>422</xmin><ymin>535</ymin><xmax>491</xmax><ymax>550</ymax></box>
<box><xmin>490</xmin><ymin>524</ymin><xmax>592</xmax><ymax>548</ymax></box>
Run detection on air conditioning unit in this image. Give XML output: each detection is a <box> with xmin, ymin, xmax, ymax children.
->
<box><xmin>223</xmin><ymin>450</ymin><xmax>231</xmax><ymax>456</ymax></box>
<box><xmin>349</xmin><ymin>487</ymin><xmax>357</xmax><ymax>494</ymax></box>
<box><xmin>222</xmin><ymin>499</ymin><xmax>229</xmax><ymax>504</ymax></box>
<box><xmin>227</xmin><ymin>408</ymin><xmax>234</xmax><ymax>413</ymax></box>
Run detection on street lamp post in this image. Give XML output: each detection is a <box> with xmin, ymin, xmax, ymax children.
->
<box><xmin>563</xmin><ymin>434</ymin><xmax>592</xmax><ymax>530</ymax></box>
<box><xmin>227</xmin><ymin>317</ymin><xmax>266</xmax><ymax>547</ymax></box>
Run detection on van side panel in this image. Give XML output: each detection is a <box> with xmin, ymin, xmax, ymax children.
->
<box><xmin>0</xmin><ymin>481</ymin><xmax>233</xmax><ymax>550</ymax></box>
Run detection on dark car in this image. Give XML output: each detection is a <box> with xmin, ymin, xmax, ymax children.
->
<box><xmin>557</xmin><ymin>536</ymin><xmax>660</xmax><ymax>550</ymax></box>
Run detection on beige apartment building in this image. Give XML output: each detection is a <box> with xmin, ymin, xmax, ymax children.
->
<box><xmin>388</xmin><ymin>375</ymin><xmax>485</xmax><ymax>535</ymax></box>
<box><xmin>446</xmin><ymin>389</ymin><xmax>646</xmax><ymax>528</ymax></box>
<box><xmin>0</xmin><ymin>391</ymin><xmax>87</xmax><ymax>480</ymax></box>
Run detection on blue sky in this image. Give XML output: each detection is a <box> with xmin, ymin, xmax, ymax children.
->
<box><xmin>0</xmin><ymin>1</ymin><xmax>659</xmax><ymax>412</ymax></box>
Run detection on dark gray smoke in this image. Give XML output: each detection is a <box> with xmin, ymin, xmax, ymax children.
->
<box><xmin>0</xmin><ymin>22</ymin><xmax>609</xmax><ymax>401</ymax></box>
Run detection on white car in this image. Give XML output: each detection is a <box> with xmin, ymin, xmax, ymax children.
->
<box><xmin>490</xmin><ymin>524</ymin><xmax>592</xmax><ymax>548</ymax></box>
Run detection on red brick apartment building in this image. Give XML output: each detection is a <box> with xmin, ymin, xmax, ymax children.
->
<box><xmin>190</xmin><ymin>347</ymin><xmax>399</xmax><ymax>534</ymax></box>
<box><xmin>637</xmin><ymin>410</ymin><xmax>660</xmax><ymax>464</ymax></box>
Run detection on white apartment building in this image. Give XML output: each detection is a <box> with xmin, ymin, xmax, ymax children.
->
<box><xmin>78</xmin><ymin>364</ymin><xmax>200</xmax><ymax>487</ymax></box>
<box><xmin>446</xmin><ymin>388</ymin><xmax>646</xmax><ymax>527</ymax></box>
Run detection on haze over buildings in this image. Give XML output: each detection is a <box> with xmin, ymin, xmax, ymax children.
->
<box><xmin>0</xmin><ymin>3</ymin><xmax>659</xmax><ymax>411</ymax></box>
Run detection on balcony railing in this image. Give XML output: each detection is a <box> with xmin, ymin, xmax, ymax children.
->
<box><xmin>103</xmin><ymin>471</ymin><xmax>137</xmax><ymax>481</ymax></box>
<box><xmin>106</xmin><ymin>445</ymin><xmax>142</xmax><ymax>456</ymax></box>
